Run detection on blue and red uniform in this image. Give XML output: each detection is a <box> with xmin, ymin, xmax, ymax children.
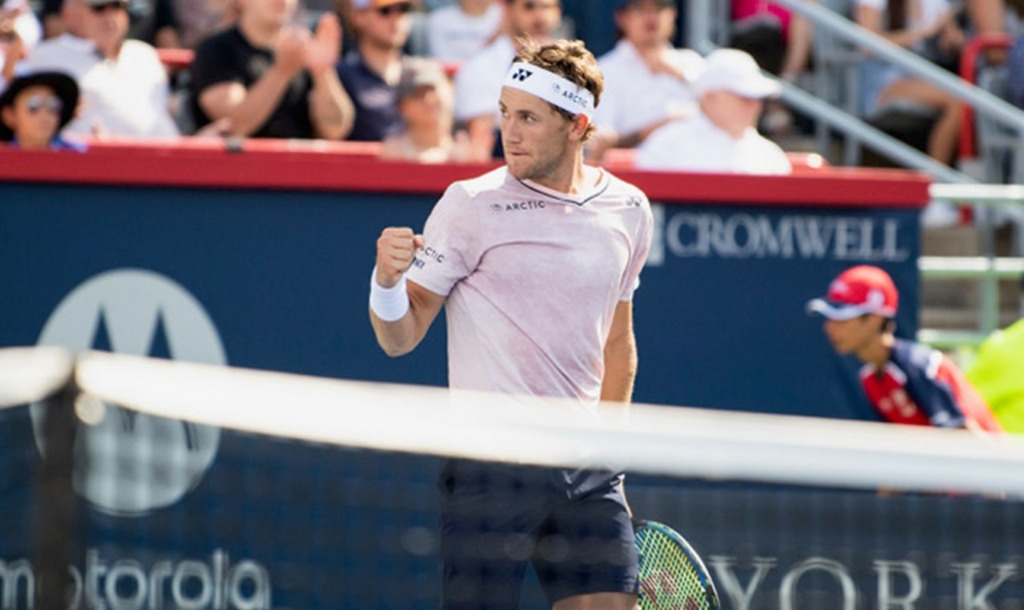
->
<box><xmin>860</xmin><ymin>338</ymin><xmax>1002</xmax><ymax>432</ymax></box>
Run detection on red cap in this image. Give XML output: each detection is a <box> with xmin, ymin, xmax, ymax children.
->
<box><xmin>806</xmin><ymin>265</ymin><xmax>899</xmax><ymax>320</ymax></box>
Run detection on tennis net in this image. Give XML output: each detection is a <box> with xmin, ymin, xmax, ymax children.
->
<box><xmin>3</xmin><ymin>347</ymin><xmax>1024</xmax><ymax>609</ymax></box>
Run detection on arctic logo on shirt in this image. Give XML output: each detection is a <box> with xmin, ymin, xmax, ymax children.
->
<box><xmin>412</xmin><ymin>245</ymin><xmax>446</xmax><ymax>269</ymax></box>
<box><xmin>511</xmin><ymin>67</ymin><xmax>533</xmax><ymax>82</ymax></box>
<box><xmin>492</xmin><ymin>200</ymin><xmax>547</xmax><ymax>212</ymax></box>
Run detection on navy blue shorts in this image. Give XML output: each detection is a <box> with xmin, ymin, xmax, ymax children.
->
<box><xmin>439</xmin><ymin>460</ymin><xmax>639</xmax><ymax>610</ymax></box>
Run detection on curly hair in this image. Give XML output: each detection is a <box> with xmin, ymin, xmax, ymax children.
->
<box><xmin>512</xmin><ymin>38</ymin><xmax>604</xmax><ymax>140</ymax></box>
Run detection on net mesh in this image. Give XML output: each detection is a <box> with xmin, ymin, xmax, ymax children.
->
<box><xmin>3</xmin><ymin>348</ymin><xmax>1024</xmax><ymax>610</ymax></box>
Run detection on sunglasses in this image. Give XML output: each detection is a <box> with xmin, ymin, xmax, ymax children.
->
<box><xmin>89</xmin><ymin>1</ymin><xmax>126</xmax><ymax>13</ymax></box>
<box><xmin>24</xmin><ymin>94</ymin><xmax>63</xmax><ymax>115</ymax></box>
<box><xmin>375</xmin><ymin>2</ymin><xmax>412</xmax><ymax>16</ymax></box>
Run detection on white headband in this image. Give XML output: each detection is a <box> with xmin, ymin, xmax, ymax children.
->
<box><xmin>502</xmin><ymin>62</ymin><xmax>595</xmax><ymax>119</ymax></box>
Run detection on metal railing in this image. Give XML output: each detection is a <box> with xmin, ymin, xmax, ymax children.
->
<box><xmin>685</xmin><ymin>0</ymin><xmax>1024</xmax><ymax>184</ymax></box>
<box><xmin>923</xmin><ymin>184</ymin><xmax>1024</xmax><ymax>347</ymax></box>
<box><xmin>685</xmin><ymin>1</ymin><xmax>1024</xmax><ymax>349</ymax></box>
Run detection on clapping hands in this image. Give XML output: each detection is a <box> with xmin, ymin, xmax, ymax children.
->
<box><xmin>274</xmin><ymin>12</ymin><xmax>341</xmax><ymax>78</ymax></box>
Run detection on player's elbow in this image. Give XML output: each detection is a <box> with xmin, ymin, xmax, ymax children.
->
<box><xmin>371</xmin><ymin>320</ymin><xmax>420</xmax><ymax>358</ymax></box>
<box><xmin>379</xmin><ymin>341</ymin><xmax>415</xmax><ymax>358</ymax></box>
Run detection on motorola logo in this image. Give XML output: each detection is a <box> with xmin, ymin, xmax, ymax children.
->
<box><xmin>32</xmin><ymin>269</ymin><xmax>226</xmax><ymax>517</ymax></box>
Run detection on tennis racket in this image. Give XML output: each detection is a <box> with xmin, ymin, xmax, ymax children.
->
<box><xmin>633</xmin><ymin>519</ymin><xmax>720</xmax><ymax>610</ymax></box>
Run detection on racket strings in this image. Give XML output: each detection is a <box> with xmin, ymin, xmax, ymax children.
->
<box><xmin>635</xmin><ymin>529</ymin><xmax>713</xmax><ymax>610</ymax></box>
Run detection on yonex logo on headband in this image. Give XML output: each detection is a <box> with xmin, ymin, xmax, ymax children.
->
<box><xmin>511</xmin><ymin>67</ymin><xmax>533</xmax><ymax>82</ymax></box>
<box><xmin>503</xmin><ymin>62</ymin><xmax>594</xmax><ymax>119</ymax></box>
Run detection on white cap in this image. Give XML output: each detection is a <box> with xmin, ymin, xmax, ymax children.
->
<box><xmin>693</xmin><ymin>49</ymin><xmax>781</xmax><ymax>99</ymax></box>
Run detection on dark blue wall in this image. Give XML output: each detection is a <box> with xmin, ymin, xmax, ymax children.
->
<box><xmin>0</xmin><ymin>182</ymin><xmax>919</xmax><ymax>419</ymax></box>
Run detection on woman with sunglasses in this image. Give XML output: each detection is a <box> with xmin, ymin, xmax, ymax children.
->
<box><xmin>0</xmin><ymin>70</ymin><xmax>85</xmax><ymax>150</ymax></box>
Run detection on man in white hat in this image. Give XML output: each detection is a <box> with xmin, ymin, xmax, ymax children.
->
<box><xmin>634</xmin><ymin>48</ymin><xmax>792</xmax><ymax>175</ymax></box>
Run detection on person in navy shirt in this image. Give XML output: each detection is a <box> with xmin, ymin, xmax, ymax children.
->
<box><xmin>336</xmin><ymin>0</ymin><xmax>422</xmax><ymax>141</ymax></box>
<box><xmin>807</xmin><ymin>265</ymin><xmax>1002</xmax><ymax>434</ymax></box>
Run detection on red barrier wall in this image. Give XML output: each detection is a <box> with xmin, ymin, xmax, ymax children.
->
<box><xmin>0</xmin><ymin>139</ymin><xmax>931</xmax><ymax>208</ymax></box>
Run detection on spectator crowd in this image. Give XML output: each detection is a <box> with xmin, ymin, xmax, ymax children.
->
<box><xmin>0</xmin><ymin>0</ymin><xmax>1019</xmax><ymax>175</ymax></box>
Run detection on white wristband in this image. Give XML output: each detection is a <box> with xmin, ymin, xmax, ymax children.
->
<box><xmin>369</xmin><ymin>267</ymin><xmax>410</xmax><ymax>322</ymax></box>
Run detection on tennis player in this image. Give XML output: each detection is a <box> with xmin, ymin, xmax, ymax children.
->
<box><xmin>807</xmin><ymin>265</ymin><xmax>1002</xmax><ymax>434</ymax></box>
<box><xmin>369</xmin><ymin>39</ymin><xmax>653</xmax><ymax>610</ymax></box>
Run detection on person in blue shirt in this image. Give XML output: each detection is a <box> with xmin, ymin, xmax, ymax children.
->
<box><xmin>336</xmin><ymin>0</ymin><xmax>420</xmax><ymax>141</ymax></box>
<box><xmin>0</xmin><ymin>71</ymin><xmax>86</xmax><ymax>150</ymax></box>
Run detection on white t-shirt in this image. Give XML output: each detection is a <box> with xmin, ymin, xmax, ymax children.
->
<box><xmin>635</xmin><ymin>112</ymin><xmax>792</xmax><ymax>175</ymax></box>
<box><xmin>595</xmin><ymin>40</ymin><xmax>704</xmax><ymax>138</ymax></box>
<box><xmin>406</xmin><ymin>165</ymin><xmax>654</xmax><ymax>403</ymax></box>
<box><xmin>21</xmin><ymin>34</ymin><xmax>179</xmax><ymax>138</ymax></box>
<box><xmin>452</xmin><ymin>34</ymin><xmax>515</xmax><ymax>123</ymax></box>
<box><xmin>425</xmin><ymin>2</ymin><xmax>502</xmax><ymax>63</ymax></box>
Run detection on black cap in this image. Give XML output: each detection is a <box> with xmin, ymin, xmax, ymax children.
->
<box><xmin>0</xmin><ymin>71</ymin><xmax>79</xmax><ymax>141</ymax></box>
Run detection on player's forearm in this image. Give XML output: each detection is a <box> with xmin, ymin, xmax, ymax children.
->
<box><xmin>601</xmin><ymin>301</ymin><xmax>638</xmax><ymax>403</ymax></box>
<box><xmin>309</xmin><ymin>69</ymin><xmax>354</xmax><ymax>140</ymax></box>
<box><xmin>601</xmin><ymin>331</ymin><xmax>638</xmax><ymax>404</ymax></box>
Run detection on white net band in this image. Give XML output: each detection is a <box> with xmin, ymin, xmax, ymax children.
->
<box><xmin>35</xmin><ymin>348</ymin><xmax>1021</xmax><ymax>498</ymax></box>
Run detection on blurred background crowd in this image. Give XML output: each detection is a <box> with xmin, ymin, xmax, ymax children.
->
<box><xmin>2</xmin><ymin>0</ymin><xmax>1022</xmax><ymax>179</ymax></box>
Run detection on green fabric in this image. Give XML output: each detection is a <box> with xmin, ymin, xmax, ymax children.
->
<box><xmin>966</xmin><ymin>319</ymin><xmax>1024</xmax><ymax>434</ymax></box>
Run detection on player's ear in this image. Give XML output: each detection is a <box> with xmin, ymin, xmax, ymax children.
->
<box><xmin>569</xmin><ymin>113</ymin><xmax>589</xmax><ymax>141</ymax></box>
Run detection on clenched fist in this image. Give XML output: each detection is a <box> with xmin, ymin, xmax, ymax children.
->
<box><xmin>376</xmin><ymin>227</ymin><xmax>424</xmax><ymax>288</ymax></box>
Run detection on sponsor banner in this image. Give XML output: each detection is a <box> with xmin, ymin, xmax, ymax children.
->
<box><xmin>648</xmin><ymin>205</ymin><xmax>911</xmax><ymax>264</ymax></box>
<box><xmin>628</xmin><ymin>479</ymin><xmax>1024</xmax><ymax>610</ymax></box>
<box><xmin>0</xmin><ymin>415</ymin><xmax>1020</xmax><ymax>609</ymax></box>
<box><xmin>640</xmin><ymin>203</ymin><xmax>920</xmax><ymax>419</ymax></box>
<box><xmin>0</xmin><ymin>406</ymin><xmax>436</xmax><ymax>609</ymax></box>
